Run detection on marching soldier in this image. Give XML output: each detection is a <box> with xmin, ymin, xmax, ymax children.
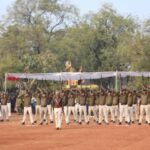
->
<box><xmin>47</xmin><ymin>92</ymin><xmax>54</xmax><ymax>123</ymax></box>
<box><xmin>98</xmin><ymin>91</ymin><xmax>107</xmax><ymax>125</ymax></box>
<box><xmin>112</xmin><ymin>91</ymin><xmax>119</xmax><ymax>122</ymax></box>
<box><xmin>1</xmin><ymin>92</ymin><xmax>9</xmax><ymax>121</ymax></box>
<box><xmin>16</xmin><ymin>92</ymin><xmax>24</xmax><ymax>115</ymax></box>
<box><xmin>75</xmin><ymin>92</ymin><xmax>80</xmax><ymax>123</ymax></box>
<box><xmin>62</xmin><ymin>91</ymin><xmax>68</xmax><ymax>124</ymax></box>
<box><xmin>53</xmin><ymin>91</ymin><xmax>63</xmax><ymax>130</ymax></box>
<box><xmin>138</xmin><ymin>90</ymin><xmax>149</xmax><ymax>125</ymax></box>
<box><xmin>67</xmin><ymin>93</ymin><xmax>76</xmax><ymax>124</ymax></box>
<box><xmin>132</xmin><ymin>90</ymin><xmax>139</xmax><ymax>122</ymax></box>
<box><xmin>21</xmin><ymin>90</ymin><xmax>34</xmax><ymax>125</ymax></box>
<box><xmin>105</xmin><ymin>91</ymin><xmax>114</xmax><ymax>124</ymax></box>
<box><xmin>7</xmin><ymin>94</ymin><xmax>11</xmax><ymax>117</ymax></box>
<box><xmin>0</xmin><ymin>93</ymin><xmax>1</xmax><ymax>118</ymax></box>
<box><xmin>34</xmin><ymin>91</ymin><xmax>42</xmax><ymax>123</ymax></box>
<box><xmin>0</xmin><ymin>92</ymin><xmax>2</xmax><ymax>118</ymax></box>
<box><xmin>127</xmin><ymin>91</ymin><xmax>134</xmax><ymax>124</ymax></box>
<box><xmin>119</xmin><ymin>90</ymin><xmax>128</xmax><ymax>125</ymax></box>
<box><xmin>147</xmin><ymin>91</ymin><xmax>150</xmax><ymax>124</ymax></box>
<box><xmin>40</xmin><ymin>91</ymin><xmax>48</xmax><ymax>125</ymax></box>
<box><xmin>94</xmin><ymin>92</ymin><xmax>100</xmax><ymax>123</ymax></box>
<box><xmin>79</xmin><ymin>92</ymin><xmax>88</xmax><ymax>124</ymax></box>
<box><xmin>88</xmin><ymin>92</ymin><xmax>97</xmax><ymax>123</ymax></box>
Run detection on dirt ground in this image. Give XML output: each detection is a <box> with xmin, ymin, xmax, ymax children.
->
<box><xmin>0</xmin><ymin>114</ymin><xmax>150</xmax><ymax>150</ymax></box>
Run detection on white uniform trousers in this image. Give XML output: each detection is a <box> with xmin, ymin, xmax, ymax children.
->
<box><xmin>88</xmin><ymin>106</ymin><xmax>97</xmax><ymax>122</ymax></box>
<box><xmin>35</xmin><ymin>105</ymin><xmax>42</xmax><ymax>121</ymax></box>
<box><xmin>79</xmin><ymin>105</ymin><xmax>88</xmax><ymax>123</ymax></box>
<box><xmin>98</xmin><ymin>105</ymin><xmax>107</xmax><ymax>123</ymax></box>
<box><xmin>40</xmin><ymin>107</ymin><xmax>48</xmax><ymax>123</ymax></box>
<box><xmin>22</xmin><ymin>106</ymin><xmax>34</xmax><ymax>124</ymax></box>
<box><xmin>67</xmin><ymin>106</ymin><xmax>76</xmax><ymax>123</ymax></box>
<box><xmin>119</xmin><ymin>104</ymin><xmax>128</xmax><ymax>123</ymax></box>
<box><xmin>63</xmin><ymin>106</ymin><xmax>68</xmax><ymax>123</ymax></box>
<box><xmin>95</xmin><ymin>105</ymin><xmax>99</xmax><ymax>122</ymax></box>
<box><xmin>7</xmin><ymin>103</ymin><xmax>11</xmax><ymax>117</ymax></box>
<box><xmin>54</xmin><ymin>108</ymin><xmax>62</xmax><ymax>128</ymax></box>
<box><xmin>1</xmin><ymin>105</ymin><xmax>9</xmax><ymax>120</ymax></box>
<box><xmin>112</xmin><ymin>105</ymin><xmax>119</xmax><ymax>118</ymax></box>
<box><xmin>127</xmin><ymin>106</ymin><xmax>134</xmax><ymax>123</ymax></box>
<box><xmin>47</xmin><ymin>104</ymin><xmax>54</xmax><ymax>122</ymax></box>
<box><xmin>139</xmin><ymin>105</ymin><xmax>150</xmax><ymax>123</ymax></box>
<box><xmin>132</xmin><ymin>104</ymin><xmax>139</xmax><ymax>121</ymax></box>
<box><xmin>106</xmin><ymin>105</ymin><xmax>115</xmax><ymax>122</ymax></box>
<box><xmin>75</xmin><ymin>103</ymin><xmax>80</xmax><ymax>122</ymax></box>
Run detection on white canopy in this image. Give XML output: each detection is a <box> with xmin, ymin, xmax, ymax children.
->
<box><xmin>6</xmin><ymin>71</ymin><xmax>150</xmax><ymax>81</ymax></box>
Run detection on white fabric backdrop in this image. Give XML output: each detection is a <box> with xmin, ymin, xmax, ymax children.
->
<box><xmin>6</xmin><ymin>71</ymin><xmax>150</xmax><ymax>81</ymax></box>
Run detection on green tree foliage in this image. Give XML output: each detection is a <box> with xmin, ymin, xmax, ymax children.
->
<box><xmin>0</xmin><ymin>2</ymin><xmax>149</xmax><ymax>90</ymax></box>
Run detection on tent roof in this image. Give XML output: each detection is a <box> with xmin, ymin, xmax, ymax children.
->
<box><xmin>6</xmin><ymin>71</ymin><xmax>150</xmax><ymax>81</ymax></box>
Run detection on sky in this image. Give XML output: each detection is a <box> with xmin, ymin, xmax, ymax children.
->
<box><xmin>0</xmin><ymin>0</ymin><xmax>150</xmax><ymax>21</ymax></box>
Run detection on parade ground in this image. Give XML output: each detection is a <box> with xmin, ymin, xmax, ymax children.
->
<box><xmin>0</xmin><ymin>114</ymin><xmax>150</xmax><ymax>150</ymax></box>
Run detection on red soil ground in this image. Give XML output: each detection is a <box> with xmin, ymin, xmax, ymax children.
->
<box><xmin>0</xmin><ymin>114</ymin><xmax>150</xmax><ymax>150</ymax></box>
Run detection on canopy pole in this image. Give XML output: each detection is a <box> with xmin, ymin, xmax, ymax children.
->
<box><xmin>52</xmin><ymin>80</ymin><xmax>54</xmax><ymax>94</ymax></box>
<box><xmin>4</xmin><ymin>73</ymin><xmax>7</xmax><ymax>92</ymax></box>
<box><xmin>99</xmin><ymin>77</ymin><xmax>101</xmax><ymax>90</ymax></box>
<box><xmin>60</xmin><ymin>76</ymin><xmax>63</xmax><ymax>91</ymax></box>
<box><xmin>90</xmin><ymin>77</ymin><xmax>92</xmax><ymax>91</ymax></box>
<box><xmin>79</xmin><ymin>75</ymin><xmax>82</xmax><ymax>90</ymax></box>
<box><xmin>120</xmin><ymin>74</ymin><xmax>123</xmax><ymax>90</ymax></box>
<box><xmin>115</xmin><ymin>71</ymin><xmax>119</xmax><ymax>92</ymax></box>
<box><xmin>142</xmin><ymin>75</ymin><xmax>144</xmax><ymax>88</ymax></box>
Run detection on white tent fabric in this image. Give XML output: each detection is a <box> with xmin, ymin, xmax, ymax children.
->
<box><xmin>6</xmin><ymin>71</ymin><xmax>150</xmax><ymax>81</ymax></box>
<box><xmin>119</xmin><ymin>72</ymin><xmax>150</xmax><ymax>77</ymax></box>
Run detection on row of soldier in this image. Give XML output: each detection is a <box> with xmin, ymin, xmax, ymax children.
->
<box><xmin>0</xmin><ymin>92</ymin><xmax>11</xmax><ymax>120</ymax></box>
<box><xmin>0</xmin><ymin>88</ymin><xmax>150</xmax><ymax>129</ymax></box>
